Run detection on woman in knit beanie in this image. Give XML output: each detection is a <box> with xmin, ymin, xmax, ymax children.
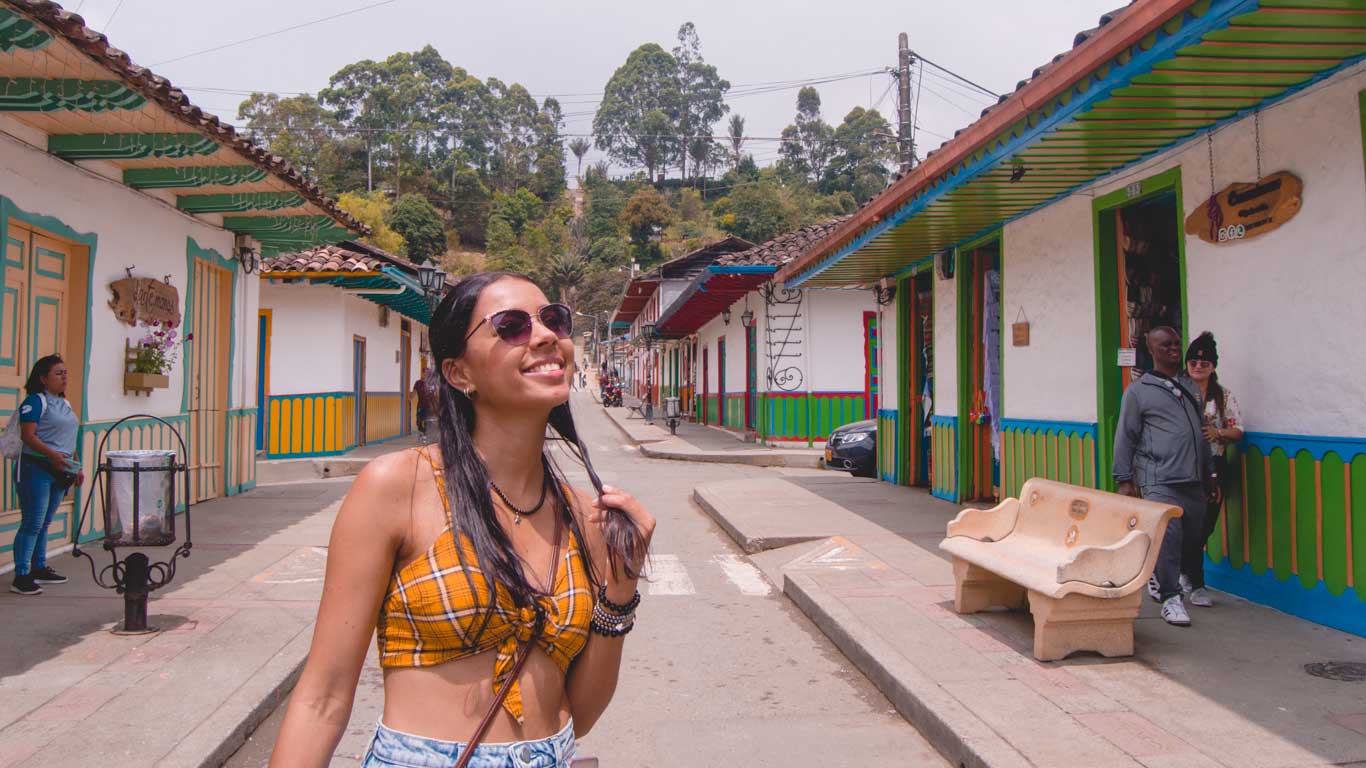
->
<box><xmin>1182</xmin><ymin>331</ymin><xmax>1243</xmax><ymax>607</ymax></box>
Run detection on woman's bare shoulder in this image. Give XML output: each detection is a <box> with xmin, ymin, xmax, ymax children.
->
<box><xmin>339</xmin><ymin>448</ymin><xmax>429</xmax><ymax>528</ymax></box>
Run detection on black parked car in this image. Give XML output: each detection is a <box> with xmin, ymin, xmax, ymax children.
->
<box><xmin>824</xmin><ymin>419</ymin><xmax>877</xmax><ymax>478</ymax></box>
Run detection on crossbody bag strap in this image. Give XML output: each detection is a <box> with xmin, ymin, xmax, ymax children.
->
<box><xmin>453</xmin><ymin>619</ymin><xmax>541</xmax><ymax>768</ymax></box>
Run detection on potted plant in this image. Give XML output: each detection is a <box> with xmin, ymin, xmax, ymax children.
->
<box><xmin>124</xmin><ymin>320</ymin><xmax>192</xmax><ymax>395</ymax></box>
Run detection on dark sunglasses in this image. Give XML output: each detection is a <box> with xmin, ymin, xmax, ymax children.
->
<box><xmin>464</xmin><ymin>303</ymin><xmax>573</xmax><ymax>346</ymax></box>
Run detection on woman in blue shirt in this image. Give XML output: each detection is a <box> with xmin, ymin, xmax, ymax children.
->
<box><xmin>10</xmin><ymin>354</ymin><xmax>82</xmax><ymax>595</ymax></box>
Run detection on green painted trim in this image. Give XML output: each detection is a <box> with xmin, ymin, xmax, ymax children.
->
<box><xmin>954</xmin><ymin>229</ymin><xmax>1003</xmax><ymax>500</ymax></box>
<box><xmin>29</xmin><ymin>295</ymin><xmax>60</xmax><ymax>362</ymax></box>
<box><xmin>48</xmin><ymin>133</ymin><xmax>220</xmax><ymax>161</ymax></box>
<box><xmin>0</xmin><ymin>10</ymin><xmax>52</xmax><ymax>52</ymax></box>
<box><xmin>0</xmin><ymin>78</ymin><xmax>145</xmax><ymax>112</ymax></box>
<box><xmin>223</xmin><ymin>215</ymin><xmax>353</xmax><ymax>249</ymax></box>
<box><xmin>1091</xmin><ymin>165</ymin><xmax>1186</xmax><ymax>490</ymax></box>
<box><xmin>956</xmin><ymin>245</ymin><xmax>970</xmax><ymax>500</ymax></box>
<box><xmin>124</xmin><ymin>166</ymin><xmax>269</xmax><ymax>190</ymax></box>
<box><xmin>0</xmin><ymin>196</ymin><xmax>99</xmax><ymax>422</ymax></box>
<box><xmin>177</xmin><ymin>192</ymin><xmax>306</xmax><ymax>214</ymax></box>
<box><xmin>32</xmin><ymin>246</ymin><xmax>65</xmax><ymax>279</ymax></box>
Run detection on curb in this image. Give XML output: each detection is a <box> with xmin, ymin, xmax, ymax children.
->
<box><xmin>783</xmin><ymin>571</ymin><xmax>1032</xmax><ymax>768</ymax></box>
<box><xmin>691</xmin><ymin>486</ymin><xmax>824</xmax><ymax>554</ymax></box>
<box><xmin>164</xmin><ymin>624</ymin><xmax>312</xmax><ymax>768</ymax></box>
<box><xmin>642</xmin><ymin>443</ymin><xmax>823</xmax><ymax>468</ymax></box>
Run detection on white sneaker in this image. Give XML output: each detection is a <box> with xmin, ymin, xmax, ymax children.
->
<box><xmin>1188</xmin><ymin>587</ymin><xmax>1214</xmax><ymax>607</ymax></box>
<box><xmin>1161</xmin><ymin>596</ymin><xmax>1191</xmax><ymax>626</ymax></box>
<box><xmin>1179</xmin><ymin>574</ymin><xmax>1194</xmax><ymax>595</ymax></box>
<box><xmin>1147</xmin><ymin>575</ymin><xmax>1161</xmax><ymax>603</ymax></box>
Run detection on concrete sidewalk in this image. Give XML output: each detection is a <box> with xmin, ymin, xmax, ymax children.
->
<box><xmin>699</xmin><ymin>476</ymin><xmax>1366</xmax><ymax>768</ymax></box>
<box><xmin>601</xmin><ymin>404</ymin><xmax>825</xmax><ymax>468</ymax></box>
<box><xmin>0</xmin><ymin>478</ymin><xmax>353</xmax><ymax>768</ymax></box>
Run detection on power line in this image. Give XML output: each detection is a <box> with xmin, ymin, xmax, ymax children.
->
<box><xmin>102</xmin><ymin>0</ymin><xmax>127</xmax><ymax>34</ymax></box>
<box><xmin>150</xmin><ymin>0</ymin><xmax>401</xmax><ymax>67</ymax></box>
<box><xmin>911</xmin><ymin>51</ymin><xmax>1000</xmax><ymax>99</ymax></box>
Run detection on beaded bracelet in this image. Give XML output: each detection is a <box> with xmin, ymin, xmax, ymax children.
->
<box><xmin>597</xmin><ymin>585</ymin><xmax>641</xmax><ymax>614</ymax></box>
<box><xmin>589</xmin><ymin>607</ymin><xmax>635</xmax><ymax>637</ymax></box>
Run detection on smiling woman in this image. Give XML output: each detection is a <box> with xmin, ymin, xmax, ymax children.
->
<box><xmin>269</xmin><ymin>271</ymin><xmax>654</xmax><ymax>768</ymax></box>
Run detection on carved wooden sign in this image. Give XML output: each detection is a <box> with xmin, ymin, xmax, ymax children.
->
<box><xmin>108</xmin><ymin>277</ymin><xmax>181</xmax><ymax>327</ymax></box>
<box><xmin>1183</xmin><ymin>171</ymin><xmax>1302</xmax><ymax>245</ymax></box>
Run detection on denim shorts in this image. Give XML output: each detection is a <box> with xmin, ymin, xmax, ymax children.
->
<box><xmin>362</xmin><ymin>718</ymin><xmax>576</xmax><ymax>768</ymax></box>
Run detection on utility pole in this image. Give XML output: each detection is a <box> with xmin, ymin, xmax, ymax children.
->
<box><xmin>897</xmin><ymin>32</ymin><xmax>915</xmax><ymax>174</ymax></box>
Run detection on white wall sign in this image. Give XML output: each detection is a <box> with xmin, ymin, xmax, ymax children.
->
<box><xmin>1116</xmin><ymin>348</ymin><xmax>1137</xmax><ymax>367</ymax></box>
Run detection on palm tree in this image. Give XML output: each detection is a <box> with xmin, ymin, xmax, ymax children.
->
<box><xmin>727</xmin><ymin>114</ymin><xmax>746</xmax><ymax>171</ymax></box>
<box><xmin>569</xmin><ymin>138</ymin><xmax>591</xmax><ymax>180</ymax></box>
<box><xmin>548</xmin><ymin>252</ymin><xmax>588</xmax><ymax>304</ymax></box>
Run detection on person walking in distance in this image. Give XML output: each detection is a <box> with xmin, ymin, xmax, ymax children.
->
<box><xmin>270</xmin><ymin>272</ymin><xmax>653</xmax><ymax>767</ymax></box>
<box><xmin>1182</xmin><ymin>332</ymin><xmax>1242</xmax><ymax>607</ymax></box>
<box><xmin>1112</xmin><ymin>326</ymin><xmax>1216</xmax><ymax>627</ymax></box>
<box><xmin>10</xmin><ymin>355</ymin><xmax>83</xmax><ymax>595</ymax></box>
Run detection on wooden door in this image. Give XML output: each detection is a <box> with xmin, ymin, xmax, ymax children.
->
<box><xmin>188</xmin><ymin>258</ymin><xmax>231</xmax><ymax>502</ymax></box>
<box><xmin>0</xmin><ymin>222</ymin><xmax>88</xmax><ymax>555</ymax></box>
<box><xmin>352</xmin><ymin>337</ymin><xmax>367</xmax><ymax>447</ymax></box>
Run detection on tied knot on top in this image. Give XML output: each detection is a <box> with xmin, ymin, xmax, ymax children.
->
<box><xmin>513</xmin><ymin>605</ymin><xmax>542</xmax><ymax>643</ymax></box>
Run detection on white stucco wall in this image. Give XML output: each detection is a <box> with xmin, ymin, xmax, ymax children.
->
<box><xmin>261</xmin><ymin>282</ymin><xmax>420</xmax><ymax>397</ymax></box>
<box><xmin>994</xmin><ymin>60</ymin><xmax>1366</xmax><ymax>436</ymax></box>
<box><xmin>933</xmin><ymin>268</ymin><xmax>957</xmax><ymax>418</ymax></box>
<box><xmin>880</xmin><ymin>283</ymin><xmax>899</xmax><ymax>411</ymax></box>
<box><xmin>1000</xmin><ymin>195</ymin><xmax>1098</xmax><ymax>422</ymax></box>
<box><xmin>807</xmin><ymin>289</ymin><xmax>877</xmax><ymax>393</ymax></box>
<box><xmin>0</xmin><ymin>126</ymin><xmax>247</xmax><ymax>422</ymax></box>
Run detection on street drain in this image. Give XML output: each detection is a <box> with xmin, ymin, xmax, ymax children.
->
<box><xmin>1304</xmin><ymin>661</ymin><xmax>1366</xmax><ymax>682</ymax></box>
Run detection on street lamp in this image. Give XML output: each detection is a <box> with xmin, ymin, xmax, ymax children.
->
<box><xmin>722</xmin><ymin>308</ymin><xmax>731</xmax><ymax>326</ymax></box>
<box><xmin>71</xmin><ymin>415</ymin><xmax>192</xmax><ymax>634</ymax></box>
<box><xmin>741</xmin><ymin>308</ymin><xmax>754</xmax><ymax>328</ymax></box>
<box><xmin>416</xmin><ymin>260</ymin><xmax>438</xmax><ymax>292</ymax></box>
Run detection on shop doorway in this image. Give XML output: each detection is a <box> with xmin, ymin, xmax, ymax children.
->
<box><xmin>188</xmin><ymin>257</ymin><xmax>232</xmax><ymax>503</ymax></box>
<box><xmin>352</xmin><ymin>336</ymin><xmax>367</xmax><ymax>447</ymax></box>
<box><xmin>898</xmin><ymin>271</ymin><xmax>933</xmax><ymax>487</ymax></box>
<box><xmin>745</xmin><ymin>325</ymin><xmax>757</xmax><ymax>431</ymax></box>
<box><xmin>400</xmin><ymin>320</ymin><xmax>411</xmax><ymax>436</ymax></box>
<box><xmin>255</xmin><ymin>310</ymin><xmax>271</xmax><ymax>452</ymax></box>
<box><xmin>1094</xmin><ymin>169</ymin><xmax>1187</xmax><ymax>487</ymax></box>
<box><xmin>717</xmin><ymin>337</ymin><xmax>727</xmax><ymax>428</ymax></box>
<box><xmin>957</xmin><ymin>237</ymin><xmax>1002</xmax><ymax>503</ymax></box>
<box><xmin>701</xmin><ymin>347</ymin><xmax>709</xmax><ymax>425</ymax></box>
<box><xmin>862</xmin><ymin>312</ymin><xmax>879</xmax><ymax>420</ymax></box>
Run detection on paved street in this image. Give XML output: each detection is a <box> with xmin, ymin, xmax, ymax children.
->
<box><xmin>225</xmin><ymin>389</ymin><xmax>946</xmax><ymax>767</ymax></box>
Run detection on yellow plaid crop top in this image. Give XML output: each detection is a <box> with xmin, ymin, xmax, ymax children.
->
<box><xmin>376</xmin><ymin>450</ymin><xmax>593</xmax><ymax>722</ymax></box>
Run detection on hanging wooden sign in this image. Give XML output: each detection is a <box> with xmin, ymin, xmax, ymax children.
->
<box><xmin>1184</xmin><ymin>171</ymin><xmax>1302</xmax><ymax>245</ymax></box>
<box><xmin>1012</xmin><ymin>322</ymin><xmax>1030</xmax><ymax>346</ymax></box>
<box><xmin>108</xmin><ymin>277</ymin><xmax>181</xmax><ymax>327</ymax></box>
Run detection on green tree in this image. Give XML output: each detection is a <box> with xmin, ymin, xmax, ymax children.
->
<box><xmin>593</xmin><ymin>43</ymin><xmax>681</xmax><ymax>181</ymax></box>
<box><xmin>620</xmin><ymin>187</ymin><xmax>673</xmax><ymax>251</ymax></box>
<box><xmin>822</xmin><ymin>106</ymin><xmax>895</xmax><ymax>202</ymax></box>
<box><xmin>446</xmin><ymin>165</ymin><xmax>490</xmax><ymax>246</ymax></box>
<box><xmin>672</xmin><ymin>23</ymin><xmax>729</xmax><ymax>182</ymax></box>
<box><xmin>337</xmin><ymin>191</ymin><xmax>405</xmax><ymax>254</ymax></box>
<box><xmin>715</xmin><ymin>180</ymin><xmax>799</xmax><ymax>244</ymax></box>
<box><xmin>575</xmin><ymin>266</ymin><xmax>631</xmax><ymax>321</ymax></box>
<box><xmin>488</xmin><ymin>188</ymin><xmax>544</xmax><ymax>236</ymax></box>
<box><xmin>726</xmin><ymin>114</ymin><xmax>746</xmax><ymax>171</ymax></box>
<box><xmin>778</xmin><ymin>87</ymin><xmax>834</xmax><ymax>185</ymax></box>
<box><xmin>568</xmin><ymin>137</ymin><xmax>591</xmax><ymax>179</ymax></box>
<box><xmin>237</xmin><ymin>92</ymin><xmax>338</xmax><ymax>176</ymax></box>
<box><xmin>546</xmin><ymin>252</ymin><xmax>588</xmax><ymax>303</ymax></box>
<box><xmin>386</xmin><ymin>193</ymin><xmax>446</xmax><ymax>263</ymax></box>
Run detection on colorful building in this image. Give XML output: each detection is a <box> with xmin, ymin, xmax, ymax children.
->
<box><xmin>259</xmin><ymin>242</ymin><xmax>429</xmax><ymax>458</ymax></box>
<box><xmin>608</xmin><ymin>236</ymin><xmax>752</xmax><ymax>416</ymax></box>
<box><xmin>652</xmin><ymin>219</ymin><xmax>878</xmax><ymax>446</ymax></box>
<box><xmin>0</xmin><ymin>2</ymin><xmax>362</xmax><ymax>572</ymax></box>
<box><xmin>779</xmin><ymin>0</ymin><xmax>1366</xmax><ymax>635</ymax></box>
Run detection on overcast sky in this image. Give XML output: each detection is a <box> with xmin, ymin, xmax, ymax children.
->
<box><xmin>71</xmin><ymin>0</ymin><xmax>1124</xmax><ymax>173</ymax></box>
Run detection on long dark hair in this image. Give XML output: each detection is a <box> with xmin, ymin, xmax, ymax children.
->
<box><xmin>427</xmin><ymin>271</ymin><xmax>646</xmax><ymax>638</ymax></box>
<box><xmin>24</xmin><ymin>354</ymin><xmax>63</xmax><ymax>397</ymax></box>
<box><xmin>1207</xmin><ymin>371</ymin><xmax>1226</xmax><ymax>420</ymax></box>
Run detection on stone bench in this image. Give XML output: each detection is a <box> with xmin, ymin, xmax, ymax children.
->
<box><xmin>939</xmin><ymin>478</ymin><xmax>1182</xmax><ymax>661</ymax></box>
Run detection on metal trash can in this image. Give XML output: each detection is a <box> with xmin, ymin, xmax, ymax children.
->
<box><xmin>106</xmin><ymin>450</ymin><xmax>176</xmax><ymax>545</ymax></box>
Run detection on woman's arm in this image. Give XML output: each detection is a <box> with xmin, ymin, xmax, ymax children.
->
<box><xmin>268</xmin><ymin>451</ymin><xmax>414</xmax><ymax>767</ymax></box>
<box><xmin>19</xmin><ymin>422</ymin><xmax>63</xmax><ymax>465</ymax></box>
<box><xmin>566</xmin><ymin>485</ymin><xmax>654</xmax><ymax>737</ymax></box>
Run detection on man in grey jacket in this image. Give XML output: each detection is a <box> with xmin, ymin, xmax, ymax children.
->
<box><xmin>1113</xmin><ymin>326</ymin><xmax>1216</xmax><ymax>627</ymax></box>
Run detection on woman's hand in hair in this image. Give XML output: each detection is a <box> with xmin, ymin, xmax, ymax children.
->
<box><xmin>589</xmin><ymin>486</ymin><xmax>654</xmax><ymax>594</ymax></box>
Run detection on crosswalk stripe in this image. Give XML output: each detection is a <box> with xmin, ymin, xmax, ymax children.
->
<box><xmin>647</xmin><ymin>554</ymin><xmax>696</xmax><ymax>596</ymax></box>
<box><xmin>712</xmin><ymin>554</ymin><xmax>774</xmax><ymax>596</ymax></box>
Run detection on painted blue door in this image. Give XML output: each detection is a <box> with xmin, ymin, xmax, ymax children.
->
<box><xmin>255</xmin><ymin>314</ymin><xmax>268</xmax><ymax>451</ymax></box>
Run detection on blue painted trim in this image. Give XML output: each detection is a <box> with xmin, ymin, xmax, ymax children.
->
<box><xmin>930</xmin><ymin>415</ymin><xmax>957</xmax><ymax>427</ymax></box>
<box><xmin>1206</xmin><ymin>558</ymin><xmax>1365</xmax><ymax>638</ymax></box>
<box><xmin>998</xmin><ymin>418</ymin><xmax>1099</xmax><ymax>438</ymax></box>
<box><xmin>788</xmin><ymin>0</ymin><xmax>1264</xmax><ymax>288</ymax></box>
<box><xmin>708</xmin><ymin>264</ymin><xmax>778</xmax><ymax>275</ymax></box>
<box><xmin>1240</xmin><ymin>431</ymin><xmax>1366</xmax><ymax>461</ymax></box>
